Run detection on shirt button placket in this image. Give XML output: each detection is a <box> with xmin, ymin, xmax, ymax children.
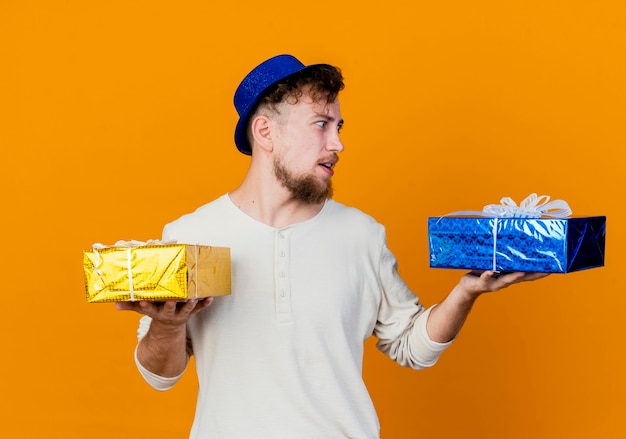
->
<box><xmin>275</xmin><ymin>230</ymin><xmax>292</xmax><ymax>323</ymax></box>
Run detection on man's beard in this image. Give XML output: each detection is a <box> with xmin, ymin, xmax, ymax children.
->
<box><xmin>273</xmin><ymin>158</ymin><xmax>333</xmax><ymax>204</ymax></box>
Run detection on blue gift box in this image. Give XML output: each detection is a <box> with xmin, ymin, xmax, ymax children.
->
<box><xmin>428</xmin><ymin>216</ymin><xmax>606</xmax><ymax>273</ymax></box>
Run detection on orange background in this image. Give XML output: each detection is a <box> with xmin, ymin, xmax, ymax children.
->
<box><xmin>1</xmin><ymin>1</ymin><xmax>624</xmax><ymax>438</ymax></box>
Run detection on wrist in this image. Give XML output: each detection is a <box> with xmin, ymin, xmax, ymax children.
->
<box><xmin>146</xmin><ymin>318</ymin><xmax>187</xmax><ymax>341</ymax></box>
<box><xmin>451</xmin><ymin>283</ymin><xmax>481</xmax><ymax>305</ymax></box>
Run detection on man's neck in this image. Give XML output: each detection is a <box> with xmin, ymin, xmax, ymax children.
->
<box><xmin>229</xmin><ymin>180</ymin><xmax>325</xmax><ymax>229</ymax></box>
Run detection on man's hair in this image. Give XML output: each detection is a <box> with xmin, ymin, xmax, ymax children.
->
<box><xmin>258</xmin><ymin>64</ymin><xmax>344</xmax><ymax>110</ymax></box>
<box><xmin>247</xmin><ymin>65</ymin><xmax>344</xmax><ymax>143</ymax></box>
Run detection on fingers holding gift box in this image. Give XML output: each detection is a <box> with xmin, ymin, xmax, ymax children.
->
<box><xmin>83</xmin><ymin>241</ymin><xmax>231</xmax><ymax>303</ymax></box>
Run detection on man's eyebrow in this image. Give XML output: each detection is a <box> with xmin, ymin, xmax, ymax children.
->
<box><xmin>315</xmin><ymin>113</ymin><xmax>334</xmax><ymax>120</ymax></box>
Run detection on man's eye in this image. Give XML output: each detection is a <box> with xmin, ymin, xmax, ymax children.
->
<box><xmin>316</xmin><ymin>121</ymin><xmax>327</xmax><ymax>127</ymax></box>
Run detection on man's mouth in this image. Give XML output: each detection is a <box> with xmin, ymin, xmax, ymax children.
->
<box><xmin>318</xmin><ymin>161</ymin><xmax>336</xmax><ymax>176</ymax></box>
<box><xmin>318</xmin><ymin>155</ymin><xmax>339</xmax><ymax>173</ymax></box>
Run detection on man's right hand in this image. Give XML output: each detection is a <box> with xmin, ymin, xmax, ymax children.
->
<box><xmin>116</xmin><ymin>298</ymin><xmax>214</xmax><ymax>377</ymax></box>
<box><xmin>115</xmin><ymin>297</ymin><xmax>214</xmax><ymax>326</ymax></box>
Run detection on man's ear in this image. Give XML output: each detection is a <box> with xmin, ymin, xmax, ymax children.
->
<box><xmin>250</xmin><ymin>115</ymin><xmax>274</xmax><ymax>153</ymax></box>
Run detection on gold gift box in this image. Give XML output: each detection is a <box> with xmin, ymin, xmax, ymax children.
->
<box><xmin>83</xmin><ymin>243</ymin><xmax>231</xmax><ymax>303</ymax></box>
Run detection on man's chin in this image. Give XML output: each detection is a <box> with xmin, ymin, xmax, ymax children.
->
<box><xmin>292</xmin><ymin>181</ymin><xmax>333</xmax><ymax>204</ymax></box>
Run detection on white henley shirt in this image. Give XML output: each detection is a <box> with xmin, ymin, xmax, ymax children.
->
<box><xmin>135</xmin><ymin>194</ymin><xmax>452</xmax><ymax>438</ymax></box>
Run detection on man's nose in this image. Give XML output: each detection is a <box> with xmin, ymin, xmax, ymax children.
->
<box><xmin>327</xmin><ymin>131</ymin><xmax>344</xmax><ymax>153</ymax></box>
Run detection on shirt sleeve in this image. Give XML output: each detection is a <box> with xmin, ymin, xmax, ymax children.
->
<box><xmin>134</xmin><ymin>315</ymin><xmax>188</xmax><ymax>391</ymax></box>
<box><xmin>374</xmin><ymin>238</ymin><xmax>454</xmax><ymax>369</ymax></box>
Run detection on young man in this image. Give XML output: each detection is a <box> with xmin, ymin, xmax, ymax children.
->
<box><xmin>116</xmin><ymin>54</ymin><xmax>546</xmax><ymax>438</ymax></box>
